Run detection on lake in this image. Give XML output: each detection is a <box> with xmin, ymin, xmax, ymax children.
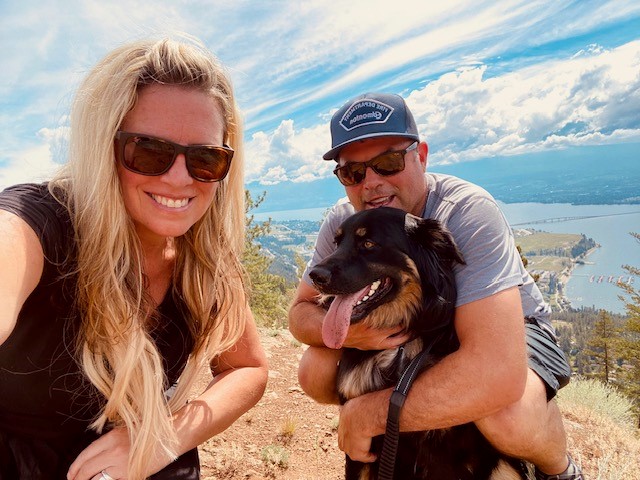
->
<box><xmin>254</xmin><ymin>203</ymin><xmax>640</xmax><ymax>315</ymax></box>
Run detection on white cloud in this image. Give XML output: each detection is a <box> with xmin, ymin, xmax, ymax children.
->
<box><xmin>260</xmin><ymin>166</ymin><xmax>288</xmax><ymax>185</ymax></box>
<box><xmin>244</xmin><ymin>40</ymin><xmax>640</xmax><ymax>180</ymax></box>
<box><xmin>245</xmin><ymin>121</ymin><xmax>331</xmax><ymax>184</ymax></box>
<box><xmin>0</xmin><ymin>125</ymin><xmax>68</xmax><ymax>190</ymax></box>
<box><xmin>0</xmin><ymin>145</ymin><xmax>59</xmax><ymax>191</ymax></box>
<box><xmin>407</xmin><ymin>40</ymin><xmax>640</xmax><ymax>165</ymax></box>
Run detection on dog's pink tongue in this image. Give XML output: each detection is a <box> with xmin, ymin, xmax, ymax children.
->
<box><xmin>322</xmin><ymin>286</ymin><xmax>369</xmax><ymax>349</ymax></box>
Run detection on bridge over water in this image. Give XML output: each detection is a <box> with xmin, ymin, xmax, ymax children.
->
<box><xmin>510</xmin><ymin>210</ymin><xmax>640</xmax><ymax>226</ymax></box>
<box><xmin>571</xmin><ymin>274</ymin><xmax>635</xmax><ymax>284</ymax></box>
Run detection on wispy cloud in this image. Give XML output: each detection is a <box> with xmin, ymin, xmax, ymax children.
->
<box><xmin>1</xmin><ymin>0</ymin><xmax>639</xmax><ymax>189</ymax></box>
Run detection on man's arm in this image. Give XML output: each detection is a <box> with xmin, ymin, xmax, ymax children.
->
<box><xmin>337</xmin><ymin>287</ymin><xmax>529</xmax><ymax>462</ymax></box>
<box><xmin>288</xmin><ymin>280</ymin><xmax>326</xmax><ymax>347</ymax></box>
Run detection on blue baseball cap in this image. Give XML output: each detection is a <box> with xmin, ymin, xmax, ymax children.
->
<box><xmin>323</xmin><ymin>92</ymin><xmax>419</xmax><ymax>160</ymax></box>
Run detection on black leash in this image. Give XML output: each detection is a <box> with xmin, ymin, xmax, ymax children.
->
<box><xmin>377</xmin><ymin>331</ymin><xmax>445</xmax><ymax>480</ymax></box>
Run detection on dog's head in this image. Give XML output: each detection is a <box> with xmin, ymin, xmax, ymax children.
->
<box><xmin>310</xmin><ymin>207</ymin><xmax>464</xmax><ymax>349</ymax></box>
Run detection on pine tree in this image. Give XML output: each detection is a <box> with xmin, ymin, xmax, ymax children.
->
<box><xmin>582</xmin><ymin>310</ymin><xmax>618</xmax><ymax>383</ymax></box>
<box><xmin>616</xmin><ymin>232</ymin><xmax>640</xmax><ymax>426</ymax></box>
<box><xmin>243</xmin><ymin>191</ymin><xmax>292</xmax><ymax>328</ymax></box>
<box><xmin>293</xmin><ymin>252</ymin><xmax>308</xmax><ymax>279</ymax></box>
<box><xmin>517</xmin><ymin>245</ymin><xmax>540</xmax><ymax>282</ymax></box>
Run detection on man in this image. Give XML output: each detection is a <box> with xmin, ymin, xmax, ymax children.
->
<box><xmin>288</xmin><ymin>92</ymin><xmax>584</xmax><ymax>479</ymax></box>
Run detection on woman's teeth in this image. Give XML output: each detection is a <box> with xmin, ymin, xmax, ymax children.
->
<box><xmin>151</xmin><ymin>194</ymin><xmax>189</xmax><ymax>208</ymax></box>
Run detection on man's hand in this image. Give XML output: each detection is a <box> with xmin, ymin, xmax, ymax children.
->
<box><xmin>338</xmin><ymin>389</ymin><xmax>391</xmax><ymax>462</ymax></box>
<box><xmin>343</xmin><ymin>322</ymin><xmax>411</xmax><ymax>350</ymax></box>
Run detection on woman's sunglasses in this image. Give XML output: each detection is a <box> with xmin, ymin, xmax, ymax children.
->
<box><xmin>332</xmin><ymin>142</ymin><xmax>418</xmax><ymax>186</ymax></box>
<box><xmin>115</xmin><ymin>131</ymin><xmax>234</xmax><ymax>182</ymax></box>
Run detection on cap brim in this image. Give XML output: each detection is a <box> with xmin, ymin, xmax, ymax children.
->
<box><xmin>322</xmin><ymin>132</ymin><xmax>420</xmax><ymax>160</ymax></box>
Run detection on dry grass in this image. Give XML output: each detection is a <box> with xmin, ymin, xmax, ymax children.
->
<box><xmin>261</xmin><ymin>445</ymin><xmax>290</xmax><ymax>469</ymax></box>
<box><xmin>527</xmin><ymin>255</ymin><xmax>572</xmax><ymax>273</ymax></box>
<box><xmin>199</xmin><ymin>440</ymin><xmax>248</xmax><ymax>479</ymax></box>
<box><xmin>515</xmin><ymin>232</ymin><xmax>582</xmax><ymax>254</ymax></box>
<box><xmin>279</xmin><ymin>416</ymin><xmax>297</xmax><ymax>443</ymax></box>
<box><xmin>557</xmin><ymin>377</ymin><xmax>640</xmax><ymax>480</ymax></box>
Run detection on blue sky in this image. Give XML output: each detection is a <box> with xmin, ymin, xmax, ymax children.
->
<box><xmin>1</xmin><ymin>0</ymin><xmax>639</xmax><ymax>191</ymax></box>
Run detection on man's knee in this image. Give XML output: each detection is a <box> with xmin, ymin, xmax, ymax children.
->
<box><xmin>475</xmin><ymin>369</ymin><xmax>565</xmax><ymax>456</ymax></box>
<box><xmin>298</xmin><ymin>346</ymin><xmax>341</xmax><ymax>404</ymax></box>
<box><xmin>475</xmin><ymin>370</ymin><xmax>547</xmax><ymax>443</ymax></box>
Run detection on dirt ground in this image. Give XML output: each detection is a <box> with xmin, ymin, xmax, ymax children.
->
<box><xmin>197</xmin><ymin>329</ymin><xmax>344</xmax><ymax>479</ymax></box>
<box><xmin>196</xmin><ymin>328</ymin><xmax>640</xmax><ymax>480</ymax></box>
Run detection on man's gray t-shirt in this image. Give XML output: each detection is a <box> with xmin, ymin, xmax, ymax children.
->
<box><xmin>302</xmin><ymin>172</ymin><xmax>553</xmax><ymax>331</ymax></box>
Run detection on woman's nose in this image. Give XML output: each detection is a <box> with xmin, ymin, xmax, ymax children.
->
<box><xmin>162</xmin><ymin>154</ymin><xmax>193</xmax><ymax>185</ymax></box>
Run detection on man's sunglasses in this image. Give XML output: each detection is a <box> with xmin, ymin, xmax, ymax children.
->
<box><xmin>332</xmin><ymin>142</ymin><xmax>418</xmax><ymax>186</ymax></box>
<box><xmin>115</xmin><ymin>131</ymin><xmax>234</xmax><ymax>183</ymax></box>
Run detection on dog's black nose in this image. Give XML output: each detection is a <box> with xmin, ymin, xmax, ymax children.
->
<box><xmin>309</xmin><ymin>266</ymin><xmax>332</xmax><ymax>287</ymax></box>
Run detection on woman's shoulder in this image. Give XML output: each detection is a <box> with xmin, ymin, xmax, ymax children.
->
<box><xmin>0</xmin><ymin>182</ymin><xmax>66</xmax><ymax>220</ymax></box>
<box><xmin>0</xmin><ymin>182</ymin><xmax>74</xmax><ymax>263</ymax></box>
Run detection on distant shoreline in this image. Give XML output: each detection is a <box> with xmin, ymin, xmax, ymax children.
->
<box><xmin>557</xmin><ymin>246</ymin><xmax>600</xmax><ymax>311</ymax></box>
<box><xmin>253</xmin><ymin>203</ymin><xmax>640</xmax><ymax>223</ymax></box>
<box><xmin>257</xmin><ymin>203</ymin><xmax>638</xmax><ymax>314</ymax></box>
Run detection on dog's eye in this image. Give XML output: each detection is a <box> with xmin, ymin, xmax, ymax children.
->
<box><xmin>363</xmin><ymin>240</ymin><xmax>376</xmax><ymax>249</ymax></box>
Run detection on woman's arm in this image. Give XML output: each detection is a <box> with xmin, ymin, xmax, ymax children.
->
<box><xmin>172</xmin><ymin>306</ymin><xmax>269</xmax><ymax>450</ymax></box>
<box><xmin>68</xmin><ymin>306</ymin><xmax>269</xmax><ymax>479</ymax></box>
<box><xmin>0</xmin><ymin>210</ymin><xmax>44</xmax><ymax>346</ymax></box>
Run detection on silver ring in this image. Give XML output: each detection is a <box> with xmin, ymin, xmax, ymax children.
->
<box><xmin>101</xmin><ymin>470</ymin><xmax>115</xmax><ymax>480</ymax></box>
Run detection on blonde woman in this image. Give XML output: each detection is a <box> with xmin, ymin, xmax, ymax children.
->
<box><xmin>0</xmin><ymin>37</ymin><xmax>268</xmax><ymax>480</ymax></box>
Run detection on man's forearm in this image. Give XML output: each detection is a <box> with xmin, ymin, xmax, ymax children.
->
<box><xmin>341</xmin><ymin>289</ymin><xmax>529</xmax><ymax>442</ymax></box>
<box><xmin>340</xmin><ymin>343</ymin><xmax>527</xmax><ymax>449</ymax></box>
<box><xmin>288</xmin><ymin>299</ymin><xmax>327</xmax><ymax>347</ymax></box>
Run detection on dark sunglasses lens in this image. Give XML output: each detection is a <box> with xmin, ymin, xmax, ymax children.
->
<box><xmin>187</xmin><ymin>148</ymin><xmax>232</xmax><ymax>182</ymax></box>
<box><xmin>337</xmin><ymin>164</ymin><xmax>366</xmax><ymax>186</ymax></box>
<box><xmin>124</xmin><ymin>137</ymin><xmax>174</xmax><ymax>174</ymax></box>
<box><xmin>372</xmin><ymin>153</ymin><xmax>404</xmax><ymax>176</ymax></box>
<box><xmin>335</xmin><ymin>153</ymin><xmax>404</xmax><ymax>186</ymax></box>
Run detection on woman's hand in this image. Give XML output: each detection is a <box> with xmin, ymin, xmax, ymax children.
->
<box><xmin>66</xmin><ymin>427</ymin><xmax>171</xmax><ymax>480</ymax></box>
<box><xmin>67</xmin><ymin>427</ymin><xmax>132</xmax><ymax>480</ymax></box>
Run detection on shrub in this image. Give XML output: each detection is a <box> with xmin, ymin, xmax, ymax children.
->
<box><xmin>557</xmin><ymin>376</ymin><xmax>635</xmax><ymax>428</ymax></box>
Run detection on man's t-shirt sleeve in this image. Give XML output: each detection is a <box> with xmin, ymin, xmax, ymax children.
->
<box><xmin>447</xmin><ymin>197</ymin><xmax>526</xmax><ymax>307</ymax></box>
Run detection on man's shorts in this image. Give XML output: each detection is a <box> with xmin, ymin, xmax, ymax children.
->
<box><xmin>525</xmin><ymin>318</ymin><xmax>571</xmax><ymax>400</ymax></box>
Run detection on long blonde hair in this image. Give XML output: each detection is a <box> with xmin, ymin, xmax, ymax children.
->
<box><xmin>50</xmin><ymin>37</ymin><xmax>246</xmax><ymax>478</ymax></box>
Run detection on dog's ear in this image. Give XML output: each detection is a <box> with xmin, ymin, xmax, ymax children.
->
<box><xmin>404</xmin><ymin>213</ymin><xmax>462</xmax><ymax>335</ymax></box>
<box><xmin>405</xmin><ymin>214</ymin><xmax>463</xmax><ymax>333</ymax></box>
<box><xmin>404</xmin><ymin>214</ymin><xmax>465</xmax><ymax>266</ymax></box>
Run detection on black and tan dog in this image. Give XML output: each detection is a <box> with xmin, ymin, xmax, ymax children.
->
<box><xmin>309</xmin><ymin>207</ymin><xmax>527</xmax><ymax>480</ymax></box>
